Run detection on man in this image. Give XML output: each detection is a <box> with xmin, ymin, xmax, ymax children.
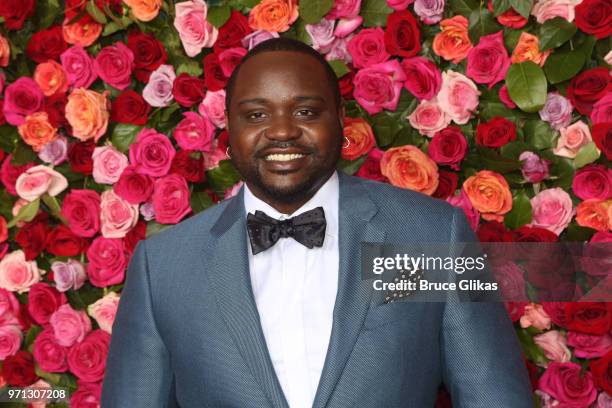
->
<box><xmin>101</xmin><ymin>38</ymin><xmax>534</xmax><ymax>408</ymax></box>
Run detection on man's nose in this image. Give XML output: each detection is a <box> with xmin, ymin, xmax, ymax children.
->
<box><xmin>265</xmin><ymin>114</ymin><xmax>301</xmax><ymax>140</ymax></box>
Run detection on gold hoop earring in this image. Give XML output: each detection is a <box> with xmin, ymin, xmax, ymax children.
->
<box><xmin>226</xmin><ymin>146</ymin><xmax>231</xmax><ymax>159</ymax></box>
<box><xmin>342</xmin><ymin>136</ymin><xmax>350</xmax><ymax>149</ymax></box>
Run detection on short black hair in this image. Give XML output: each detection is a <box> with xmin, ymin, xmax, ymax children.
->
<box><xmin>224</xmin><ymin>37</ymin><xmax>341</xmax><ymax>111</ymax></box>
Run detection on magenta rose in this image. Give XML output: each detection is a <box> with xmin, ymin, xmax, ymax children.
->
<box><xmin>400</xmin><ymin>56</ymin><xmax>441</xmax><ymax>101</ymax></box>
<box><xmin>347</xmin><ymin>27</ymin><xmax>390</xmax><ymax>69</ymax></box>
<box><xmin>591</xmin><ymin>93</ymin><xmax>612</xmax><ymax>124</ymax></box>
<box><xmin>94</xmin><ymin>42</ymin><xmax>134</xmax><ymax>90</ymax></box>
<box><xmin>60</xmin><ymin>46</ymin><xmax>97</xmax><ymax>89</ymax></box>
<box><xmin>499</xmin><ymin>84</ymin><xmax>516</xmax><ymax>108</ymax></box>
<box><xmin>113</xmin><ymin>165</ymin><xmax>155</xmax><ymax>204</ymax></box>
<box><xmin>152</xmin><ymin>174</ymin><xmax>192</xmax><ymax>224</ymax></box>
<box><xmin>573</xmin><ymin>165</ymin><xmax>612</xmax><ymax>200</ymax></box>
<box><xmin>428</xmin><ymin>126</ymin><xmax>467</xmax><ymax>170</ymax></box>
<box><xmin>519</xmin><ymin>151</ymin><xmax>550</xmax><ymax>183</ymax></box>
<box><xmin>567</xmin><ymin>332</ymin><xmax>612</xmax><ymax>358</ymax></box>
<box><xmin>466</xmin><ymin>31</ymin><xmax>510</xmax><ymax>88</ymax></box>
<box><xmin>353</xmin><ymin>59</ymin><xmax>406</xmax><ymax>115</ymax></box>
<box><xmin>173</xmin><ymin>112</ymin><xmax>215</xmax><ymax>152</ymax></box>
<box><xmin>70</xmin><ymin>381</ymin><xmax>102</xmax><ymax>408</ymax></box>
<box><xmin>67</xmin><ymin>329</ymin><xmax>110</xmax><ymax>383</ymax></box>
<box><xmin>129</xmin><ymin>128</ymin><xmax>176</xmax><ymax>177</ymax></box>
<box><xmin>32</xmin><ymin>328</ymin><xmax>69</xmax><ymax>373</ymax></box>
<box><xmin>538</xmin><ymin>362</ymin><xmax>597</xmax><ymax>407</ymax></box>
<box><xmin>3</xmin><ymin>77</ymin><xmax>44</xmax><ymax>125</ymax></box>
<box><xmin>60</xmin><ymin>189</ymin><xmax>101</xmax><ymax>238</ymax></box>
<box><xmin>49</xmin><ymin>304</ymin><xmax>92</xmax><ymax>347</ymax></box>
<box><xmin>27</xmin><ymin>282</ymin><xmax>67</xmax><ymax>326</ymax></box>
<box><xmin>86</xmin><ymin>236</ymin><xmax>128</xmax><ymax>287</ymax></box>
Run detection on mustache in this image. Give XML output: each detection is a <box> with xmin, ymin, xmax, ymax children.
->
<box><xmin>255</xmin><ymin>142</ymin><xmax>317</xmax><ymax>158</ymax></box>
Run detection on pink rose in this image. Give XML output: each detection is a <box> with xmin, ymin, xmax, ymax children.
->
<box><xmin>174</xmin><ymin>0</ymin><xmax>218</xmax><ymax>57</ymax></box>
<box><xmin>334</xmin><ymin>16</ymin><xmax>362</xmax><ymax>38</ymax></box>
<box><xmin>538</xmin><ymin>362</ymin><xmax>597</xmax><ymax>407</ymax></box>
<box><xmin>326</xmin><ymin>36</ymin><xmax>352</xmax><ymax>63</ymax></box>
<box><xmin>400</xmin><ymin>56</ymin><xmax>441</xmax><ymax>101</ymax></box>
<box><xmin>520</xmin><ymin>303</ymin><xmax>552</xmax><ymax>330</ymax></box>
<box><xmin>38</xmin><ymin>134</ymin><xmax>68</xmax><ymax>166</ymax></box>
<box><xmin>32</xmin><ymin>329</ymin><xmax>68</xmax><ymax>373</ymax></box>
<box><xmin>113</xmin><ymin>165</ymin><xmax>155</xmax><ymax>204</ymax></box>
<box><xmin>519</xmin><ymin>151</ymin><xmax>550</xmax><ymax>183</ymax></box>
<box><xmin>554</xmin><ymin>120</ymin><xmax>592</xmax><ymax>158</ymax></box>
<box><xmin>86</xmin><ymin>236</ymin><xmax>128</xmax><ymax>287</ymax></box>
<box><xmin>152</xmin><ymin>174</ymin><xmax>192</xmax><ymax>224</ymax></box>
<box><xmin>27</xmin><ymin>282</ymin><xmax>67</xmax><ymax>326</ymax></box>
<box><xmin>49</xmin><ymin>303</ymin><xmax>91</xmax><ymax>347</ymax></box>
<box><xmin>199</xmin><ymin>89</ymin><xmax>226</xmax><ymax>129</ymax></box>
<box><xmin>591</xmin><ymin>93</ymin><xmax>612</xmax><ymax>124</ymax></box>
<box><xmin>0</xmin><ymin>288</ymin><xmax>20</xmax><ymax>318</ymax></box>
<box><xmin>353</xmin><ymin>59</ymin><xmax>406</xmax><ymax>114</ymax></box>
<box><xmin>539</xmin><ymin>92</ymin><xmax>573</xmax><ymax>130</ymax></box>
<box><xmin>413</xmin><ymin>0</ymin><xmax>445</xmax><ymax>24</ymax></box>
<box><xmin>241</xmin><ymin>30</ymin><xmax>279</xmax><ymax>50</ymax></box>
<box><xmin>142</xmin><ymin>64</ymin><xmax>176</xmax><ymax>107</ymax></box>
<box><xmin>129</xmin><ymin>128</ymin><xmax>176</xmax><ymax>177</ymax></box>
<box><xmin>173</xmin><ymin>112</ymin><xmax>215</xmax><ymax>152</ymax></box>
<box><xmin>0</xmin><ymin>250</ymin><xmax>42</xmax><ymax>293</ymax></box>
<box><xmin>92</xmin><ymin>145</ymin><xmax>128</xmax><ymax>185</ymax></box>
<box><xmin>51</xmin><ymin>259</ymin><xmax>87</xmax><ymax>292</ymax></box>
<box><xmin>530</xmin><ymin>188</ymin><xmax>574</xmax><ymax>235</ymax></box>
<box><xmin>3</xmin><ymin>77</ymin><xmax>44</xmax><ymax>126</ymax></box>
<box><xmin>327</xmin><ymin>0</ymin><xmax>361</xmax><ymax>19</ymax></box>
<box><xmin>567</xmin><ymin>331</ymin><xmax>612</xmax><ymax>358</ymax></box>
<box><xmin>437</xmin><ymin>70</ymin><xmax>480</xmax><ymax>124</ymax></box>
<box><xmin>531</xmin><ymin>0</ymin><xmax>577</xmax><ymax>23</ymax></box>
<box><xmin>100</xmin><ymin>189</ymin><xmax>139</xmax><ymax>239</ymax></box>
<box><xmin>306</xmin><ymin>19</ymin><xmax>336</xmax><ymax>53</ymax></box>
<box><xmin>67</xmin><ymin>329</ymin><xmax>110</xmax><ymax>382</ymax></box>
<box><xmin>534</xmin><ymin>330</ymin><xmax>571</xmax><ymax>364</ymax></box>
<box><xmin>94</xmin><ymin>42</ymin><xmax>134</xmax><ymax>90</ymax></box>
<box><xmin>597</xmin><ymin>392</ymin><xmax>612</xmax><ymax>408</ymax></box>
<box><xmin>70</xmin><ymin>381</ymin><xmax>102</xmax><ymax>408</ymax></box>
<box><xmin>499</xmin><ymin>84</ymin><xmax>516</xmax><ymax>108</ymax></box>
<box><xmin>466</xmin><ymin>31</ymin><xmax>510</xmax><ymax>88</ymax></box>
<box><xmin>573</xmin><ymin>165</ymin><xmax>612</xmax><ymax>200</ymax></box>
<box><xmin>87</xmin><ymin>291</ymin><xmax>119</xmax><ymax>334</ymax></box>
<box><xmin>0</xmin><ymin>324</ymin><xmax>22</xmax><ymax>360</ymax></box>
<box><xmin>140</xmin><ymin>199</ymin><xmax>156</xmax><ymax>221</ymax></box>
<box><xmin>447</xmin><ymin>190</ymin><xmax>480</xmax><ymax>231</ymax></box>
<box><xmin>428</xmin><ymin>125</ymin><xmax>467</xmax><ymax>170</ymax></box>
<box><xmin>60</xmin><ymin>189</ymin><xmax>101</xmax><ymax>238</ymax></box>
<box><xmin>347</xmin><ymin>27</ymin><xmax>389</xmax><ymax>68</ymax></box>
<box><xmin>408</xmin><ymin>98</ymin><xmax>451</xmax><ymax>137</ymax></box>
<box><xmin>15</xmin><ymin>164</ymin><xmax>68</xmax><ymax>202</ymax></box>
<box><xmin>60</xmin><ymin>46</ymin><xmax>97</xmax><ymax>89</ymax></box>
<box><xmin>386</xmin><ymin>0</ymin><xmax>415</xmax><ymax>9</ymax></box>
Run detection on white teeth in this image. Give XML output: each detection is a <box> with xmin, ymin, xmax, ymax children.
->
<box><xmin>264</xmin><ymin>153</ymin><xmax>305</xmax><ymax>161</ymax></box>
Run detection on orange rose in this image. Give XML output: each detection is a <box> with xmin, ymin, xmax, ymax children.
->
<box><xmin>65</xmin><ymin>88</ymin><xmax>110</xmax><ymax>142</ymax></box>
<box><xmin>62</xmin><ymin>16</ymin><xmax>103</xmax><ymax>47</ymax></box>
<box><xmin>34</xmin><ymin>60</ymin><xmax>69</xmax><ymax>97</ymax></box>
<box><xmin>433</xmin><ymin>16</ymin><xmax>473</xmax><ymax>64</ymax></box>
<box><xmin>576</xmin><ymin>199</ymin><xmax>611</xmax><ymax>231</ymax></box>
<box><xmin>341</xmin><ymin>117</ymin><xmax>376</xmax><ymax>161</ymax></box>
<box><xmin>463</xmin><ymin>170</ymin><xmax>512</xmax><ymax>222</ymax></box>
<box><xmin>511</xmin><ymin>32</ymin><xmax>551</xmax><ymax>67</ymax></box>
<box><xmin>123</xmin><ymin>0</ymin><xmax>162</xmax><ymax>22</ymax></box>
<box><xmin>380</xmin><ymin>145</ymin><xmax>439</xmax><ymax>195</ymax></box>
<box><xmin>18</xmin><ymin>112</ymin><xmax>58</xmax><ymax>152</ymax></box>
<box><xmin>0</xmin><ymin>34</ymin><xmax>10</xmax><ymax>67</ymax></box>
<box><xmin>248</xmin><ymin>0</ymin><xmax>299</xmax><ymax>33</ymax></box>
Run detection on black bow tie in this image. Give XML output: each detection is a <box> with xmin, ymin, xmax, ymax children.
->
<box><xmin>246</xmin><ymin>207</ymin><xmax>326</xmax><ymax>255</ymax></box>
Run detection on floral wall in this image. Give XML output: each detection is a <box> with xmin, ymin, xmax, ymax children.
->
<box><xmin>0</xmin><ymin>0</ymin><xmax>610</xmax><ymax>406</ymax></box>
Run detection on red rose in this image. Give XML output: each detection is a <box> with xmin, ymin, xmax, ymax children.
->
<box><xmin>428</xmin><ymin>126</ymin><xmax>467</xmax><ymax>170</ymax></box>
<box><xmin>113</xmin><ymin>165</ymin><xmax>155</xmax><ymax>204</ymax></box>
<box><xmin>214</xmin><ymin>10</ymin><xmax>252</xmax><ymax>53</ymax></box>
<box><xmin>592</xmin><ymin>122</ymin><xmax>612</xmax><ymax>160</ymax></box>
<box><xmin>538</xmin><ymin>362</ymin><xmax>597</xmax><ymax>407</ymax></box>
<box><xmin>44</xmin><ymin>92</ymin><xmax>69</xmax><ymax>129</ymax></box>
<box><xmin>432</xmin><ymin>170</ymin><xmax>458</xmax><ymax>199</ymax></box>
<box><xmin>32</xmin><ymin>328</ymin><xmax>69</xmax><ymax>373</ymax></box>
<box><xmin>70</xmin><ymin>381</ymin><xmax>102</xmax><ymax>407</ymax></box>
<box><xmin>575</xmin><ymin>0</ymin><xmax>612</xmax><ymax>39</ymax></box>
<box><xmin>565</xmin><ymin>303</ymin><xmax>612</xmax><ymax>335</ymax></box>
<box><xmin>203</xmin><ymin>53</ymin><xmax>228</xmax><ymax>91</ymax></box>
<box><xmin>514</xmin><ymin>226</ymin><xmax>559</xmax><ymax>242</ymax></box>
<box><xmin>486</xmin><ymin>0</ymin><xmax>528</xmax><ymax>28</ymax></box>
<box><xmin>45</xmin><ymin>224</ymin><xmax>89</xmax><ymax>256</ymax></box>
<box><xmin>171</xmin><ymin>150</ymin><xmax>205</xmax><ymax>183</ymax></box>
<box><xmin>477</xmin><ymin>221</ymin><xmax>515</xmax><ymax>242</ymax></box>
<box><xmin>567</xmin><ymin>67</ymin><xmax>611</xmax><ymax>116</ymax></box>
<box><xmin>126</xmin><ymin>31</ymin><xmax>167</xmax><ymax>83</ymax></box>
<box><xmin>123</xmin><ymin>219</ymin><xmax>146</xmax><ymax>254</ymax></box>
<box><xmin>61</xmin><ymin>189</ymin><xmax>101</xmax><ymax>238</ymax></box>
<box><xmin>172</xmin><ymin>73</ymin><xmax>206</xmax><ymax>107</ymax></box>
<box><xmin>0</xmin><ymin>100</ymin><xmax>5</xmax><ymax>126</ymax></box>
<box><xmin>590</xmin><ymin>350</ymin><xmax>612</xmax><ymax>394</ymax></box>
<box><xmin>0</xmin><ymin>154</ymin><xmax>34</xmax><ymax>196</ymax></box>
<box><xmin>15</xmin><ymin>213</ymin><xmax>50</xmax><ymax>260</ymax></box>
<box><xmin>384</xmin><ymin>11</ymin><xmax>421</xmax><ymax>58</ymax></box>
<box><xmin>67</xmin><ymin>329</ymin><xmax>110</xmax><ymax>383</ymax></box>
<box><xmin>476</xmin><ymin>116</ymin><xmax>516</xmax><ymax>148</ymax></box>
<box><xmin>339</xmin><ymin>68</ymin><xmax>355</xmax><ymax>100</ymax></box>
<box><xmin>0</xmin><ymin>0</ymin><xmax>35</xmax><ymax>30</ymax></box>
<box><xmin>2</xmin><ymin>350</ymin><xmax>38</xmax><ymax>386</ymax></box>
<box><xmin>27</xmin><ymin>282</ymin><xmax>67</xmax><ymax>326</ymax></box>
<box><xmin>68</xmin><ymin>140</ymin><xmax>95</xmax><ymax>175</ymax></box>
<box><xmin>355</xmin><ymin>148</ymin><xmax>386</xmax><ymax>182</ymax></box>
<box><xmin>111</xmin><ymin>90</ymin><xmax>151</xmax><ymax>125</ymax></box>
<box><xmin>86</xmin><ymin>237</ymin><xmax>128</xmax><ymax>287</ymax></box>
<box><xmin>26</xmin><ymin>25</ymin><xmax>68</xmax><ymax>63</ymax></box>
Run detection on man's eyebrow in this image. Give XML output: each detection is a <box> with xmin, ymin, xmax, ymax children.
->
<box><xmin>237</xmin><ymin>95</ymin><xmax>326</xmax><ymax>106</ymax></box>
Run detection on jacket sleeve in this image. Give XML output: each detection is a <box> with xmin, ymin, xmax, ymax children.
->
<box><xmin>101</xmin><ymin>240</ymin><xmax>175</xmax><ymax>408</ymax></box>
<box><xmin>440</xmin><ymin>208</ymin><xmax>536</xmax><ymax>408</ymax></box>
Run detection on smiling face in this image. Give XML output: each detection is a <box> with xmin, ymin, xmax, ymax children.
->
<box><xmin>225</xmin><ymin>50</ymin><xmax>344</xmax><ymax>213</ymax></box>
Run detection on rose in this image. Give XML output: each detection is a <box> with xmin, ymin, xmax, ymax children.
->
<box><xmin>171</xmin><ymin>150</ymin><xmax>204</xmax><ymax>183</ymax></box>
<box><xmin>26</xmin><ymin>25</ymin><xmax>68</xmax><ymax>63</ymax></box>
<box><xmin>437</xmin><ymin>70</ymin><xmax>480</xmax><ymax>124</ymax></box>
<box><xmin>561</xmin><ymin>302</ymin><xmax>612</xmax><ymax>335</ymax></box>
<box><xmin>487</xmin><ymin>0</ymin><xmax>527</xmax><ymax>28</ymax></box>
<box><xmin>326</xmin><ymin>36</ymin><xmax>352</xmax><ymax>62</ymax></box>
<box><xmin>428</xmin><ymin>126</ymin><xmax>467</xmax><ymax>170</ymax></box>
<box><xmin>32</xmin><ymin>329</ymin><xmax>68</xmax><ymax>373</ymax></box>
<box><xmin>511</xmin><ymin>32</ymin><xmax>551</xmax><ymax>67</ymax></box>
<box><xmin>0</xmin><ymin>250</ymin><xmax>42</xmax><ymax>293</ymax></box>
<box><xmin>0</xmin><ymin>289</ymin><xmax>19</xmax><ymax>317</ymax></box>
<box><xmin>86</xmin><ymin>236</ymin><xmax>128</xmax><ymax>287</ymax></box>
<box><xmin>0</xmin><ymin>34</ymin><xmax>10</xmax><ymax>67</ymax></box>
<box><xmin>413</xmin><ymin>0</ymin><xmax>444</xmax><ymax>24</ymax></box>
<box><xmin>67</xmin><ymin>329</ymin><xmax>110</xmax><ymax>383</ymax></box>
<box><xmin>538</xmin><ymin>362</ymin><xmax>597</xmax><ymax>407</ymax></box>
<box><xmin>305</xmin><ymin>19</ymin><xmax>336</xmax><ymax>54</ymax></box>
<box><xmin>531</xmin><ymin>0</ymin><xmax>577</xmax><ymax>23</ymax></box>
<box><xmin>519</xmin><ymin>151</ymin><xmax>550</xmax><ymax>183</ymax></box>
<box><xmin>14</xmin><ymin>213</ymin><xmax>50</xmax><ymax>261</ymax></box>
<box><xmin>408</xmin><ymin>98</ymin><xmax>451</xmax><ymax>137</ymax></box>
<box><xmin>33</xmin><ymin>60</ymin><xmax>68</xmax><ymax>97</ymax></box>
<box><xmin>380</xmin><ymin>145</ymin><xmax>439</xmax><ymax>195</ymax></box>
<box><xmin>327</xmin><ymin>0</ymin><xmax>361</xmax><ymax>19</ymax></box>
<box><xmin>27</xmin><ymin>282</ymin><xmax>67</xmax><ymax>326</ymax></box>
<box><xmin>218</xmin><ymin>47</ymin><xmax>247</xmax><ymax>78</ymax></box>
<box><xmin>597</xmin><ymin>392</ymin><xmax>612</xmax><ymax>407</ymax></box>
<box><xmin>447</xmin><ymin>190</ymin><xmax>480</xmax><ymax>230</ymax></box>
<box><xmin>466</xmin><ymin>31</ymin><xmax>510</xmax><ymax>88</ymax></box>
<box><xmin>129</xmin><ymin>128</ymin><xmax>176</xmax><ymax>177</ymax></box>
<box><xmin>68</xmin><ymin>140</ymin><xmax>95</xmax><ymax>175</ymax></box>
<box><xmin>174</xmin><ymin>0</ymin><xmax>218</xmax><ymax>57</ymax></box>
<box><xmin>199</xmin><ymin>89</ymin><xmax>226</xmax><ymax>128</ymax></box>
<box><xmin>143</xmin><ymin>64</ymin><xmax>176</xmax><ymax>107</ymax></box>
<box><xmin>575</xmin><ymin>0</ymin><xmax>612</xmax><ymax>39</ymax></box>
<box><xmin>384</xmin><ymin>10</ymin><xmax>421</xmax><ymax>58</ymax></box>
<box><xmin>567</xmin><ymin>67</ymin><xmax>611</xmax><ymax>116</ymax></box>
<box><xmin>576</xmin><ymin>199</ymin><xmax>611</xmax><ymax>231</ymax></box>
<box><xmin>534</xmin><ymin>331</ymin><xmax>571</xmax><ymax>364</ymax></box>
<box><xmin>17</xmin><ymin>112</ymin><xmax>58</xmax><ymax>153</ymax></box>
<box><xmin>433</xmin><ymin>170</ymin><xmax>458</xmax><ymax>200</ymax></box>
<box><xmin>51</xmin><ymin>259</ymin><xmax>87</xmax><ymax>292</ymax></box>
<box><xmin>60</xmin><ymin>189</ymin><xmax>101</xmax><ymax>238</ymax></box>
<box><xmin>353</xmin><ymin>60</ymin><xmax>406</xmax><ymax>115</ymax></box>
<box><xmin>573</xmin><ymin>165</ymin><xmax>612</xmax><ymax>200</ymax></box>
<box><xmin>433</xmin><ymin>16</ymin><xmax>472</xmax><ymax>64</ymax></box>
<box><xmin>519</xmin><ymin>303</ymin><xmax>552</xmax><ymax>329</ymax></box>
<box><xmin>65</xmin><ymin>88</ymin><xmax>110</xmax><ymax>142</ymax></box>
<box><xmin>3</xmin><ymin>77</ymin><xmax>44</xmax><ymax>126</ymax></box>
<box><xmin>49</xmin><ymin>304</ymin><xmax>91</xmax><ymax>347</ymax></box>
<box><xmin>553</xmin><ymin>120</ymin><xmax>592</xmax><ymax>158</ymax></box>
<box><xmin>62</xmin><ymin>16</ymin><xmax>103</xmax><ymax>47</ymax></box>
<box><xmin>386</xmin><ymin>0</ymin><xmax>414</xmax><ymax>9</ymax></box>
<box><xmin>152</xmin><ymin>174</ymin><xmax>192</xmax><ymax>224</ymax></box>
<box><xmin>45</xmin><ymin>225</ymin><xmax>88</xmax><ymax>257</ymax></box>
<box><xmin>123</xmin><ymin>0</ymin><xmax>162</xmax><ymax>21</ymax></box>
<box><xmin>590</xmin><ymin>351</ymin><xmax>612</xmax><ymax>395</ymax></box>
<box><xmin>248</xmin><ymin>0</ymin><xmax>298</xmax><ymax>33</ymax></box>
<box><xmin>400</xmin><ymin>57</ymin><xmax>441</xmax><ymax>101</ymax></box>
<box><xmin>0</xmin><ymin>0</ymin><xmax>35</xmax><ymax>30</ymax></box>
<box><xmin>60</xmin><ymin>46</ymin><xmax>97</xmax><ymax>89</ymax></box>
<box><xmin>203</xmin><ymin>53</ymin><xmax>227</xmax><ymax>91</ymax></box>
<box><xmin>592</xmin><ymin>122</ymin><xmax>611</xmax><ymax>160</ymax></box>
<box><xmin>1</xmin><ymin>351</ymin><xmax>37</xmax><ymax>387</ymax></box>
<box><xmin>499</xmin><ymin>85</ymin><xmax>516</xmax><ymax>108</ymax></box>
<box><xmin>241</xmin><ymin>30</ymin><xmax>280</xmax><ymax>50</ymax></box>
<box><xmin>567</xmin><ymin>332</ymin><xmax>612</xmax><ymax>358</ymax></box>
<box><xmin>515</xmin><ymin>225</ymin><xmax>558</xmax><ymax>242</ymax></box>
<box><xmin>463</xmin><ymin>170</ymin><xmax>512</xmax><ymax>222</ymax></box>
<box><xmin>92</xmin><ymin>145</ymin><xmax>128</xmax><ymax>185</ymax></box>
<box><xmin>355</xmin><ymin>148</ymin><xmax>386</xmax><ymax>181</ymax></box>
<box><xmin>347</xmin><ymin>27</ymin><xmax>390</xmax><ymax>68</ymax></box>
<box><xmin>476</xmin><ymin>116</ymin><xmax>516</xmax><ymax>148</ymax></box>
<box><xmin>530</xmin><ymin>188</ymin><xmax>574</xmax><ymax>235</ymax></box>
<box><xmin>70</xmin><ymin>382</ymin><xmax>102</xmax><ymax>408</ymax></box>
<box><xmin>100</xmin><ymin>189</ymin><xmax>139</xmax><ymax>239</ymax></box>
<box><xmin>94</xmin><ymin>42</ymin><xmax>135</xmax><ymax>90</ymax></box>
<box><xmin>114</xmin><ymin>165</ymin><xmax>155</xmax><ymax>204</ymax></box>
<box><xmin>126</xmin><ymin>31</ymin><xmax>167</xmax><ymax>83</ymax></box>
<box><xmin>539</xmin><ymin>93</ymin><xmax>573</xmax><ymax>130</ymax></box>
<box><xmin>87</xmin><ymin>292</ymin><xmax>119</xmax><ymax>334</ymax></box>
<box><xmin>110</xmin><ymin>90</ymin><xmax>151</xmax><ymax>126</ymax></box>
<box><xmin>341</xmin><ymin>117</ymin><xmax>376</xmax><ymax>160</ymax></box>
<box><xmin>591</xmin><ymin>93</ymin><xmax>612</xmax><ymax>124</ymax></box>
<box><xmin>0</xmin><ymin>155</ymin><xmax>34</xmax><ymax>196</ymax></box>
<box><xmin>215</xmin><ymin>11</ymin><xmax>252</xmax><ymax>53</ymax></box>
<box><xmin>0</xmin><ymin>325</ymin><xmax>22</xmax><ymax>360</ymax></box>
<box><xmin>173</xmin><ymin>73</ymin><xmax>206</xmax><ymax>107</ymax></box>
<box><xmin>42</xmin><ymin>89</ymin><xmax>64</xmax><ymax>128</ymax></box>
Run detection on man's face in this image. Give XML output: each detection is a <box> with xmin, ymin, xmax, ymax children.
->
<box><xmin>225</xmin><ymin>51</ymin><xmax>344</xmax><ymax>205</ymax></box>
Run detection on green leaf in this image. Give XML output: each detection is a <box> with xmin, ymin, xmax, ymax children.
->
<box><xmin>360</xmin><ymin>0</ymin><xmax>393</xmax><ymax>27</ymax></box>
<box><xmin>524</xmin><ymin>120</ymin><xmax>558</xmax><ymax>150</ymax></box>
<box><xmin>573</xmin><ymin>142</ymin><xmax>600</xmax><ymax>169</ymax></box>
<box><xmin>7</xmin><ymin>198</ymin><xmax>40</xmax><ymax>228</ymax></box>
<box><xmin>492</xmin><ymin>0</ymin><xmax>512</xmax><ymax>16</ymax></box>
<box><xmin>207</xmin><ymin>4</ymin><xmax>231</xmax><ymax>28</ymax></box>
<box><xmin>370</xmin><ymin>112</ymin><xmax>402</xmax><ymax>147</ymax></box>
<box><xmin>24</xmin><ymin>325</ymin><xmax>43</xmax><ymax>348</ymax></box>
<box><xmin>543</xmin><ymin>49</ymin><xmax>585</xmax><ymax>84</ymax></box>
<box><xmin>190</xmin><ymin>191</ymin><xmax>214</xmax><ymax>214</ymax></box>
<box><xmin>206</xmin><ymin>160</ymin><xmax>243</xmax><ymax>196</ymax></box>
<box><xmin>42</xmin><ymin>193</ymin><xmax>68</xmax><ymax>225</ymax></box>
<box><xmin>0</xmin><ymin>190</ymin><xmax>15</xmax><ymax>220</ymax></box>
<box><xmin>86</xmin><ymin>0</ymin><xmax>108</xmax><ymax>24</ymax></box>
<box><xmin>548</xmin><ymin>157</ymin><xmax>574</xmax><ymax>190</ymax></box>
<box><xmin>338</xmin><ymin>155</ymin><xmax>367</xmax><ymax>175</ymax></box>
<box><xmin>111</xmin><ymin>124</ymin><xmax>142</xmax><ymax>153</ymax></box>
<box><xmin>35</xmin><ymin>365</ymin><xmax>62</xmax><ymax>385</ymax></box>
<box><xmin>299</xmin><ymin>0</ymin><xmax>334</xmax><ymax>24</ymax></box>
<box><xmin>35</xmin><ymin>0</ymin><xmax>61</xmax><ymax>29</ymax></box>
<box><xmin>468</xmin><ymin>8</ymin><xmax>502</xmax><ymax>44</ymax></box>
<box><xmin>328</xmin><ymin>60</ymin><xmax>350</xmax><ymax>78</ymax></box>
<box><xmin>12</xmin><ymin>140</ymin><xmax>37</xmax><ymax>165</ymax></box>
<box><xmin>538</xmin><ymin>18</ymin><xmax>577</xmax><ymax>51</ymax></box>
<box><xmin>505</xmin><ymin>62</ymin><xmax>547</xmax><ymax>113</ymax></box>
<box><xmin>576</xmin><ymin>34</ymin><xmax>597</xmax><ymax>61</ymax></box>
<box><xmin>450</xmin><ymin>0</ymin><xmax>479</xmax><ymax>17</ymax></box>
<box><xmin>504</xmin><ymin>190</ymin><xmax>532</xmax><ymax>230</ymax></box>
<box><xmin>175</xmin><ymin>58</ymin><xmax>203</xmax><ymax>76</ymax></box>
<box><xmin>0</xmin><ymin>125</ymin><xmax>19</xmax><ymax>153</ymax></box>
<box><xmin>565</xmin><ymin>223</ymin><xmax>594</xmax><ymax>242</ymax></box>
<box><xmin>509</xmin><ymin>0</ymin><xmax>532</xmax><ymax>18</ymax></box>
<box><xmin>102</xmin><ymin>16</ymin><xmax>133</xmax><ymax>36</ymax></box>
<box><xmin>516</xmin><ymin>328</ymin><xmax>549</xmax><ymax>366</ymax></box>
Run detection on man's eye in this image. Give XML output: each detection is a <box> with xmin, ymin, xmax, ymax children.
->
<box><xmin>246</xmin><ymin>112</ymin><xmax>267</xmax><ymax>120</ymax></box>
<box><xmin>295</xmin><ymin>109</ymin><xmax>317</xmax><ymax>117</ymax></box>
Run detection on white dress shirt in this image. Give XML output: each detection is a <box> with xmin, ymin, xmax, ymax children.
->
<box><xmin>244</xmin><ymin>171</ymin><xmax>340</xmax><ymax>408</ymax></box>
